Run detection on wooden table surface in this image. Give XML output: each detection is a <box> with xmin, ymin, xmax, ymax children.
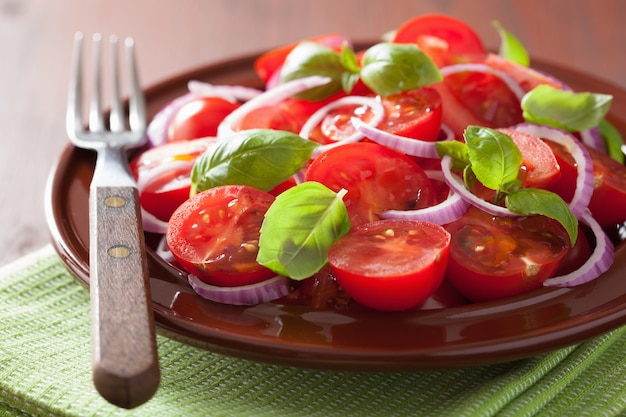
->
<box><xmin>1</xmin><ymin>0</ymin><xmax>625</xmax><ymax>266</ymax></box>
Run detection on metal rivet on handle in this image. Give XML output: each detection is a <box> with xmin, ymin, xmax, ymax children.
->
<box><xmin>108</xmin><ymin>245</ymin><xmax>130</xmax><ymax>258</ymax></box>
<box><xmin>104</xmin><ymin>196</ymin><xmax>127</xmax><ymax>208</ymax></box>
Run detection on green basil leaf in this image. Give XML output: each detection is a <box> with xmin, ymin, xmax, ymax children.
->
<box><xmin>599</xmin><ymin>119</ymin><xmax>625</xmax><ymax>164</ymax></box>
<box><xmin>505</xmin><ymin>188</ymin><xmax>578</xmax><ymax>245</ymax></box>
<box><xmin>257</xmin><ymin>182</ymin><xmax>350</xmax><ymax>280</ymax></box>
<box><xmin>521</xmin><ymin>85</ymin><xmax>613</xmax><ymax>132</ymax></box>
<box><xmin>339</xmin><ymin>44</ymin><xmax>361</xmax><ymax>93</ymax></box>
<box><xmin>464</xmin><ymin>126</ymin><xmax>522</xmax><ymax>191</ymax></box>
<box><xmin>436</xmin><ymin>140</ymin><xmax>470</xmax><ymax>172</ymax></box>
<box><xmin>493</xmin><ymin>20</ymin><xmax>529</xmax><ymax>66</ymax></box>
<box><xmin>190</xmin><ymin>129</ymin><xmax>318</xmax><ymax>195</ymax></box>
<box><xmin>360</xmin><ymin>42</ymin><xmax>442</xmax><ymax>97</ymax></box>
<box><xmin>280</xmin><ymin>42</ymin><xmax>345</xmax><ymax>101</ymax></box>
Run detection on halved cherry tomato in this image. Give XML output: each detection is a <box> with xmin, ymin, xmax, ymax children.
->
<box><xmin>304</xmin><ymin>142</ymin><xmax>435</xmax><ymax>226</ymax></box>
<box><xmin>130</xmin><ymin>138</ymin><xmax>216</xmax><ymax>221</ymax></box>
<box><xmin>328</xmin><ymin>219</ymin><xmax>451</xmax><ymax>311</ymax></box>
<box><xmin>547</xmin><ymin>140</ymin><xmax>626</xmax><ymax>227</ymax></box>
<box><xmin>444</xmin><ymin>206</ymin><xmax>571</xmax><ymax>303</ymax></box>
<box><xmin>167</xmin><ymin>96</ymin><xmax>240</xmax><ymax>141</ymax></box>
<box><xmin>166</xmin><ymin>185</ymin><xmax>276</xmax><ymax>287</ymax></box>
<box><xmin>308</xmin><ymin>87</ymin><xmax>442</xmax><ymax>144</ymax></box>
<box><xmin>432</xmin><ymin>71</ymin><xmax>524</xmax><ymax>138</ymax></box>
<box><xmin>236</xmin><ymin>97</ymin><xmax>332</xmax><ymax>134</ymax></box>
<box><xmin>254</xmin><ymin>34</ymin><xmax>349</xmax><ymax>84</ymax></box>
<box><xmin>498</xmin><ymin>128</ymin><xmax>561</xmax><ymax>188</ymax></box>
<box><xmin>392</xmin><ymin>14</ymin><xmax>486</xmax><ymax>67</ymax></box>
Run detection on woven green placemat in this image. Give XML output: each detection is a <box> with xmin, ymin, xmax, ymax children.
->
<box><xmin>1</xmin><ymin>246</ymin><xmax>625</xmax><ymax>417</ymax></box>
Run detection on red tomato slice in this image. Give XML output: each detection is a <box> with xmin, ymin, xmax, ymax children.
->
<box><xmin>392</xmin><ymin>14</ymin><xmax>486</xmax><ymax>67</ymax></box>
<box><xmin>547</xmin><ymin>140</ymin><xmax>626</xmax><ymax>227</ymax></box>
<box><xmin>307</xmin><ymin>87</ymin><xmax>442</xmax><ymax>145</ymax></box>
<box><xmin>130</xmin><ymin>138</ymin><xmax>216</xmax><ymax>221</ymax></box>
<box><xmin>436</xmin><ymin>71</ymin><xmax>525</xmax><ymax>138</ymax></box>
<box><xmin>484</xmin><ymin>53</ymin><xmax>563</xmax><ymax>92</ymax></box>
<box><xmin>304</xmin><ymin>142</ymin><xmax>435</xmax><ymax>226</ymax></box>
<box><xmin>444</xmin><ymin>207</ymin><xmax>571</xmax><ymax>303</ymax></box>
<box><xmin>328</xmin><ymin>219</ymin><xmax>451</xmax><ymax>311</ymax></box>
<box><xmin>498</xmin><ymin>128</ymin><xmax>561</xmax><ymax>188</ymax></box>
<box><xmin>254</xmin><ymin>33</ymin><xmax>349</xmax><ymax>84</ymax></box>
<box><xmin>236</xmin><ymin>97</ymin><xmax>331</xmax><ymax>134</ymax></box>
<box><xmin>167</xmin><ymin>96</ymin><xmax>240</xmax><ymax>141</ymax></box>
<box><xmin>166</xmin><ymin>185</ymin><xmax>276</xmax><ymax>287</ymax></box>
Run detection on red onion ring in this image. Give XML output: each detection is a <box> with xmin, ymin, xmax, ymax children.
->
<box><xmin>351</xmin><ymin>117</ymin><xmax>454</xmax><ymax>158</ymax></box>
<box><xmin>146</xmin><ymin>92</ymin><xmax>196</xmax><ymax>147</ymax></box>
<box><xmin>511</xmin><ymin>123</ymin><xmax>594</xmax><ymax>219</ymax></box>
<box><xmin>141</xmin><ymin>207</ymin><xmax>169</xmax><ymax>234</ymax></box>
<box><xmin>188</xmin><ymin>274</ymin><xmax>292</xmax><ymax>305</ymax></box>
<box><xmin>299</xmin><ymin>96</ymin><xmax>385</xmax><ymax>157</ymax></box>
<box><xmin>380</xmin><ymin>188</ymin><xmax>470</xmax><ymax>224</ymax></box>
<box><xmin>580</xmin><ymin>126</ymin><xmax>606</xmax><ymax>152</ymax></box>
<box><xmin>439</xmin><ymin>63</ymin><xmax>526</xmax><ymax>101</ymax></box>
<box><xmin>217</xmin><ymin>75</ymin><xmax>332</xmax><ymax>139</ymax></box>
<box><xmin>543</xmin><ymin>209</ymin><xmax>614</xmax><ymax>287</ymax></box>
<box><xmin>187</xmin><ymin>80</ymin><xmax>263</xmax><ymax>102</ymax></box>
<box><xmin>440</xmin><ymin>155</ymin><xmax>518</xmax><ymax>217</ymax></box>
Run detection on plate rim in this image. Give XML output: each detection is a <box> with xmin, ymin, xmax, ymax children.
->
<box><xmin>45</xmin><ymin>46</ymin><xmax>626</xmax><ymax>371</ymax></box>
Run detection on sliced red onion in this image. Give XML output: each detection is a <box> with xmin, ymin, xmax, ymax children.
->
<box><xmin>543</xmin><ymin>209</ymin><xmax>614</xmax><ymax>287</ymax></box>
<box><xmin>380</xmin><ymin>188</ymin><xmax>469</xmax><ymax>224</ymax></box>
<box><xmin>511</xmin><ymin>123</ymin><xmax>594</xmax><ymax>219</ymax></box>
<box><xmin>188</xmin><ymin>274</ymin><xmax>292</xmax><ymax>305</ymax></box>
<box><xmin>351</xmin><ymin>117</ymin><xmax>454</xmax><ymax>159</ymax></box>
<box><xmin>441</xmin><ymin>155</ymin><xmax>519</xmax><ymax>217</ymax></box>
<box><xmin>299</xmin><ymin>96</ymin><xmax>385</xmax><ymax>157</ymax></box>
<box><xmin>439</xmin><ymin>63</ymin><xmax>526</xmax><ymax>101</ymax></box>
<box><xmin>141</xmin><ymin>207</ymin><xmax>169</xmax><ymax>234</ymax></box>
<box><xmin>217</xmin><ymin>75</ymin><xmax>332</xmax><ymax>139</ymax></box>
<box><xmin>579</xmin><ymin>126</ymin><xmax>606</xmax><ymax>152</ymax></box>
<box><xmin>155</xmin><ymin>234</ymin><xmax>175</xmax><ymax>263</ymax></box>
<box><xmin>146</xmin><ymin>92</ymin><xmax>197</xmax><ymax>147</ymax></box>
<box><xmin>136</xmin><ymin>159</ymin><xmax>195</xmax><ymax>194</ymax></box>
<box><xmin>187</xmin><ymin>80</ymin><xmax>263</xmax><ymax>102</ymax></box>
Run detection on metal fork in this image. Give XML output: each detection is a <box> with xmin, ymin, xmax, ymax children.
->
<box><xmin>67</xmin><ymin>33</ymin><xmax>160</xmax><ymax>409</ymax></box>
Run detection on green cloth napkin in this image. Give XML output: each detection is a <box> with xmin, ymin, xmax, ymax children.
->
<box><xmin>1</xmin><ymin>246</ymin><xmax>626</xmax><ymax>417</ymax></box>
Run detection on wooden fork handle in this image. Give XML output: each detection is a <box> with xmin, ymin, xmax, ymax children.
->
<box><xmin>89</xmin><ymin>184</ymin><xmax>160</xmax><ymax>408</ymax></box>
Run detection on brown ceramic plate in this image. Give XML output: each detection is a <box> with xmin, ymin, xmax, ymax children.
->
<box><xmin>46</xmin><ymin>46</ymin><xmax>626</xmax><ymax>371</ymax></box>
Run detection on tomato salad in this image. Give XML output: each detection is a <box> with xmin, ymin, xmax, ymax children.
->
<box><xmin>132</xmin><ymin>14</ymin><xmax>626</xmax><ymax>311</ymax></box>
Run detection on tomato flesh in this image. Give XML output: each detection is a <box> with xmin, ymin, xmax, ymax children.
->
<box><xmin>304</xmin><ymin>142</ymin><xmax>435</xmax><ymax>226</ymax></box>
<box><xmin>166</xmin><ymin>185</ymin><xmax>276</xmax><ymax>287</ymax></box>
<box><xmin>328</xmin><ymin>219</ymin><xmax>451</xmax><ymax>311</ymax></box>
<box><xmin>444</xmin><ymin>207</ymin><xmax>570</xmax><ymax>303</ymax></box>
<box><xmin>167</xmin><ymin>96</ymin><xmax>240</xmax><ymax>141</ymax></box>
<box><xmin>130</xmin><ymin>138</ymin><xmax>216</xmax><ymax>221</ymax></box>
<box><xmin>392</xmin><ymin>14</ymin><xmax>486</xmax><ymax>67</ymax></box>
<box><xmin>546</xmin><ymin>140</ymin><xmax>626</xmax><ymax>227</ymax></box>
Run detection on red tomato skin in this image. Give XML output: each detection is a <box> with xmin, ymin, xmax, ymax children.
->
<box><xmin>254</xmin><ymin>34</ymin><xmax>349</xmax><ymax>83</ymax></box>
<box><xmin>392</xmin><ymin>14</ymin><xmax>486</xmax><ymax>67</ymax></box>
<box><xmin>585</xmin><ymin>146</ymin><xmax>626</xmax><ymax>227</ymax></box>
<box><xmin>328</xmin><ymin>219</ymin><xmax>451</xmax><ymax>311</ymax></box>
<box><xmin>130</xmin><ymin>138</ymin><xmax>216</xmax><ymax>221</ymax></box>
<box><xmin>166</xmin><ymin>185</ymin><xmax>276</xmax><ymax>287</ymax></box>
<box><xmin>167</xmin><ymin>96</ymin><xmax>240</xmax><ymax>141</ymax></box>
<box><xmin>546</xmin><ymin>141</ymin><xmax>626</xmax><ymax>227</ymax></box>
<box><xmin>444</xmin><ymin>207</ymin><xmax>570</xmax><ymax>303</ymax></box>
<box><xmin>498</xmin><ymin>128</ymin><xmax>561</xmax><ymax>189</ymax></box>
<box><xmin>304</xmin><ymin>142</ymin><xmax>435</xmax><ymax>226</ymax></box>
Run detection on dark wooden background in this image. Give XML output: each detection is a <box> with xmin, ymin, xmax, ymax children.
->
<box><xmin>1</xmin><ymin>0</ymin><xmax>625</xmax><ymax>266</ymax></box>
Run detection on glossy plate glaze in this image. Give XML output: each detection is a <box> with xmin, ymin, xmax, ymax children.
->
<box><xmin>45</xmin><ymin>46</ymin><xmax>626</xmax><ymax>371</ymax></box>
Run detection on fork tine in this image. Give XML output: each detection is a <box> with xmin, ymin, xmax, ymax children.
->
<box><xmin>66</xmin><ymin>32</ymin><xmax>84</xmax><ymax>140</ymax></box>
<box><xmin>109</xmin><ymin>35</ymin><xmax>124</xmax><ymax>133</ymax></box>
<box><xmin>89</xmin><ymin>33</ymin><xmax>105</xmax><ymax>132</ymax></box>
<box><xmin>125</xmin><ymin>37</ymin><xmax>146</xmax><ymax>134</ymax></box>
